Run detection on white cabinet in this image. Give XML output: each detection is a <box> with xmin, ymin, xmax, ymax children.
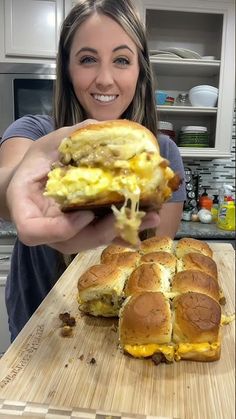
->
<box><xmin>2</xmin><ymin>0</ymin><xmax>63</xmax><ymax>61</ymax></box>
<box><xmin>0</xmin><ymin>237</ymin><xmax>15</xmax><ymax>354</ymax></box>
<box><xmin>140</xmin><ymin>0</ymin><xmax>235</xmax><ymax>159</ymax></box>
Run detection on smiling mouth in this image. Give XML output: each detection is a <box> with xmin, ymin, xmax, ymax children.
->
<box><xmin>92</xmin><ymin>94</ymin><xmax>118</xmax><ymax>103</ymax></box>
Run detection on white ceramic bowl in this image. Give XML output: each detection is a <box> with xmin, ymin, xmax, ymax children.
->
<box><xmin>189</xmin><ymin>86</ymin><xmax>218</xmax><ymax>107</ymax></box>
<box><xmin>190</xmin><ymin>84</ymin><xmax>218</xmax><ymax>94</ymax></box>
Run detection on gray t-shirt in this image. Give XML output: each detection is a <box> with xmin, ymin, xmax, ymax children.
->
<box><xmin>1</xmin><ymin>115</ymin><xmax>186</xmax><ymax>341</ymax></box>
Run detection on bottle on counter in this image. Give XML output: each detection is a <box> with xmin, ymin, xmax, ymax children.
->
<box><xmin>199</xmin><ymin>188</ymin><xmax>213</xmax><ymax>211</ymax></box>
<box><xmin>217</xmin><ymin>185</ymin><xmax>235</xmax><ymax>231</ymax></box>
<box><xmin>211</xmin><ymin>194</ymin><xmax>219</xmax><ymax>222</ymax></box>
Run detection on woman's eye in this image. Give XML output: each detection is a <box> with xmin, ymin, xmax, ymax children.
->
<box><xmin>114</xmin><ymin>57</ymin><xmax>130</xmax><ymax>66</ymax></box>
<box><xmin>79</xmin><ymin>56</ymin><xmax>96</xmax><ymax>64</ymax></box>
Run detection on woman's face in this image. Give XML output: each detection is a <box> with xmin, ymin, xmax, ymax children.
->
<box><xmin>68</xmin><ymin>13</ymin><xmax>140</xmax><ymax>121</ymax></box>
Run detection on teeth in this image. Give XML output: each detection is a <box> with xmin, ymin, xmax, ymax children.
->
<box><xmin>93</xmin><ymin>94</ymin><xmax>116</xmax><ymax>102</ymax></box>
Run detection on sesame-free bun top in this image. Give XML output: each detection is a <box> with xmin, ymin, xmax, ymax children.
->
<box><xmin>171</xmin><ymin>270</ymin><xmax>220</xmax><ymax>302</ymax></box>
<box><xmin>175</xmin><ymin>238</ymin><xmax>213</xmax><ymax>258</ymax></box>
<box><xmin>124</xmin><ymin>262</ymin><xmax>170</xmax><ymax>296</ymax></box>
<box><xmin>119</xmin><ymin>291</ymin><xmax>172</xmax><ymax>346</ymax></box>
<box><xmin>68</xmin><ymin>119</ymin><xmax>160</xmax><ymax>155</ymax></box>
<box><xmin>100</xmin><ymin>251</ymin><xmax>140</xmax><ymax>271</ymax></box>
<box><xmin>140</xmin><ymin>236</ymin><xmax>174</xmax><ymax>254</ymax></box>
<box><xmin>100</xmin><ymin>244</ymin><xmax>136</xmax><ymax>263</ymax></box>
<box><xmin>177</xmin><ymin>252</ymin><xmax>218</xmax><ymax>281</ymax></box>
<box><xmin>140</xmin><ymin>251</ymin><xmax>177</xmax><ymax>278</ymax></box>
<box><xmin>173</xmin><ymin>292</ymin><xmax>221</xmax><ymax>344</ymax></box>
<box><xmin>77</xmin><ymin>263</ymin><xmax>128</xmax><ymax>302</ymax></box>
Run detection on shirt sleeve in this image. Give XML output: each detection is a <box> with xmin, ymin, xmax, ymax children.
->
<box><xmin>158</xmin><ymin>133</ymin><xmax>186</xmax><ymax>202</ymax></box>
<box><xmin>0</xmin><ymin>115</ymin><xmax>54</xmax><ymax>146</ymax></box>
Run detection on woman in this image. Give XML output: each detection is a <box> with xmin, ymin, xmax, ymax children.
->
<box><xmin>0</xmin><ymin>0</ymin><xmax>185</xmax><ymax>340</ymax></box>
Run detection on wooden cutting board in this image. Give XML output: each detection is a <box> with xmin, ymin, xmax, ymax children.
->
<box><xmin>0</xmin><ymin>243</ymin><xmax>234</xmax><ymax>419</ymax></box>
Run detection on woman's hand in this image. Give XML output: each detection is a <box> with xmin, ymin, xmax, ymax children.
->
<box><xmin>6</xmin><ymin>120</ymin><xmax>160</xmax><ymax>253</ymax></box>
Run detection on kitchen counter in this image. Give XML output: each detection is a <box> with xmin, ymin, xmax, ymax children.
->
<box><xmin>0</xmin><ymin>220</ymin><xmax>16</xmax><ymax>238</ymax></box>
<box><xmin>1</xmin><ymin>218</ymin><xmax>235</xmax><ymax>241</ymax></box>
<box><xmin>175</xmin><ymin>220</ymin><xmax>236</xmax><ymax>240</ymax></box>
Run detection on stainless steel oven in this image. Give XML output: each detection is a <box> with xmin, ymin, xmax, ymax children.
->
<box><xmin>0</xmin><ymin>63</ymin><xmax>56</xmax><ymax>137</ymax></box>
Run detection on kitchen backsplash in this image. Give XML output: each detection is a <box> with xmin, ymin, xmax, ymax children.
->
<box><xmin>182</xmin><ymin>104</ymin><xmax>235</xmax><ymax>198</ymax></box>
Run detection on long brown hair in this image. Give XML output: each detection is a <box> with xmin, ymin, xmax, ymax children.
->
<box><xmin>53</xmin><ymin>0</ymin><xmax>158</xmax><ymax>137</ymax></box>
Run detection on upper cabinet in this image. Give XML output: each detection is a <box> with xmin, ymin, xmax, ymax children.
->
<box><xmin>139</xmin><ymin>0</ymin><xmax>235</xmax><ymax>158</ymax></box>
<box><xmin>0</xmin><ymin>0</ymin><xmax>63</xmax><ymax>62</ymax></box>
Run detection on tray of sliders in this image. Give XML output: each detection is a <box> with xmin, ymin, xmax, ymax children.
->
<box><xmin>77</xmin><ymin>236</ymin><xmax>234</xmax><ymax>363</ymax></box>
<box><xmin>0</xmin><ymin>238</ymin><xmax>234</xmax><ymax>419</ymax></box>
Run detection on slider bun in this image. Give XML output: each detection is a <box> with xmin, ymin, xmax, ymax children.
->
<box><xmin>124</xmin><ymin>262</ymin><xmax>170</xmax><ymax>296</ymax></box>
<box><xmin>172</xmin><ymin>270</ymin><xmax>220</xmax><ymax>301</ymax></box>
<box><xmin>140</xmin><ymin>251</ymin><xmax>177</xmax><ymax>278</ymax></box>
<box><xmin>100</xmin><ymin>251</ymin><xmax>140</xmax><ymax>271</ymax></box>
<box><xmin>46</xmin><ymin>120</ymin><xmax>180</xmax><ymax>212</ymax></box>
<box><xmin>175</xmin><ymin>238</ymin><xmax>213</xmax><ymax>258</ymax></box>
<box><xmin>119</xmin><ymin>291</ymin><xmax>172</xmax><ymax>346</ymax></box>
<box><xmin>100</xmin><ymin>244</ymin><xmax>136</xmax><ymax>263</ymax></box>
<box><xmin>77</xmin><ymin>263</ymin><xmax>128</xmax><ymax>302</ymax></box>
<box><xmin>173</xmin><ymin>292</ymin><xmax>221</xmax><ymax>344</ymax></box>
<box><xmin>140</xmin><ymin>236</ymin><xmax>174</xmax><ymax>254</ymax></box>
<box><xmin>177</xmin><ymin>252</ymin><xmax>218</xmax><ymax>281</ymax></box>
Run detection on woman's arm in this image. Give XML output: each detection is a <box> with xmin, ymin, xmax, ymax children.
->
<box><xmin>156</xmin><ymin>202</ymin><xmax>183</xmax><ymax>239</ymax></box>
<box><xmin>0</xmin><ymin>138</ymin><xmax>33</xmax><ymax>220</ymax></box>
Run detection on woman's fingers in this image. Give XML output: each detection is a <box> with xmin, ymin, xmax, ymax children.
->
<box><xmin>48</xmin><ymin>211</ymin><xmax>160</xmax><ymax>254</ymax></box>
<box><xmin>16</xmin><ymin>211</ymin><xmax>95</xmax><ymax>246</ymax></box>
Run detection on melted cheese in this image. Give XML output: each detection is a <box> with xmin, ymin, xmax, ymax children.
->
<box><xmin>221</xmin><ymin>314</ymin><xmax>235</xmax><ymax>325</ymax></box>
<box><xmin>124</xmin><ymin>342</ymin><xmax>220</xmax><ymax>362</ymax></box>
<box><xmin>174</xmin><ymin>342</ymin><xmax>220</xmax><ymax>361</ymax></box>
<box><xmin>79</xmin><ymin>299</ymin><xmax>118</xmax><ymax>316</ymax></box>
<box><xmin>124</xmin><ymin>343</ymin><xmax>175</xmax><ymax>361</ymax></box>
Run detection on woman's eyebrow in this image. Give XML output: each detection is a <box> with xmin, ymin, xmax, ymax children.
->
<box><xmin>76</xmin><ymin>47</ymin><xmax>98</xmax><ymax>56</ymax></box>
<box><xmin>75</xmin><ymin>44</ymin><xmax>135</xmax><ymax>56</ymax></box>
<box><xmin>113</xmin><ymin>45</ymin><xmax>135</xmax><ymax>54</ymax></box>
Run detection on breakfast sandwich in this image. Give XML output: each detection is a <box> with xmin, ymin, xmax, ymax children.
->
<box><xmin>173</xmin><ymin>292</ymin><xmax>221</xmax><ymax>362</ymax></box>
<box><xmin>140</xmin><ymin>251</ymin><xmax>177</xmax><ymax>279</ymax></box>
<box><xmin>171</xmin><ymin>270</ymin><xmax>220</xmax><ymax>302</ymax></box>
<box><xmin>124</xmin><ymin>262</ymin><xmax>171</xmax><ymax>297</ymax></box>
<box><xmin>100</xmin><ymin>251</ymin><xmax>140</xmax><ymax>275</ymax></box>
<box><xmin>176</xmin><ymin>252</ymin><xmax>218</xmax><ymax>281</ymax></box>
<box><xmin>77</xmin><ymin>263</ymin><xmax>130</xmax><ymax>316</ymax></box>
<box><xmin>44</xmin><ymin>120</ymin><xmax>180</xmax><ymax>245</ymax></box>
<box><xmin>175</xmin><ymin>237</ymin><xmax>213</xmax><ymax>258</ymax></box>
<box><xmin>119</xmin><ymin>291</ymin><xmax>174</xmax><ymax>362</ymax></box>
<box><xmin>140</xmin><ymin>236</ymin><xmax>174</xmax><ymax>254</ymax></box>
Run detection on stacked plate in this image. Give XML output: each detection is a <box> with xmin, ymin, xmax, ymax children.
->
<box><xmin>150</xmin><ymin>47</ymin><xmax>202</xmax><ymax>59</ymax></box>
<box><xmin>178</xmin><ymin>126</ymin><xmax>210</xmax><ymax>147</ymax></box>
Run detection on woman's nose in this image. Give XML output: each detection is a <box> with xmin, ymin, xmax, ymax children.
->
<box><xmin>95</xmin><ymin>65</ymin><xmax>114</xmax><ymax>89</ymax></box>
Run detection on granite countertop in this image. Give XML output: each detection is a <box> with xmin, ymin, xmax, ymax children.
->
<box><xmin>0</xmin><ymin>218</ymin><xmax>235</xmax><ymax>240</ymax></box>
<box><xmin>175</xmin><ymin>220</ymin><xmax>236</xmax><ymax>240</ymax></box>
<box><xmin>0</xmin><ymin>219</ymin><xmax>17</xmax><ymax>237</ymax></box>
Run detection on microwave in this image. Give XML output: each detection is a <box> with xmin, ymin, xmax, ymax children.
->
<box><xmin>0</xmin><ymin>63</ymin><xmax>56</xmax><ymax>136</ymax></box>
